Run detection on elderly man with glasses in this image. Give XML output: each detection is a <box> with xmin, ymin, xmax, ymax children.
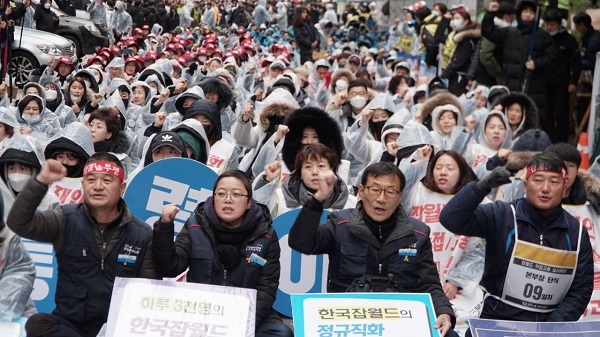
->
<box><xmin>289</xmin><ymin>161</ymin><xmax>458</xmax><ymax>337</ymax></box>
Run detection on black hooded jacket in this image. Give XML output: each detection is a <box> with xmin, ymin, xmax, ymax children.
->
<box><xmin>481</xmin><ymin>0</ymin><xmax>557</xmax><ymax>113</ymax></box>
<box><xmin>183</xmin><ymin>98</ymin><xmax>222</xmax><ymax>146</ymax></box>
<box><xmin>281</xmin><ymin>107</ymin><xmax>343</xmax><ymax>171</ymax></box>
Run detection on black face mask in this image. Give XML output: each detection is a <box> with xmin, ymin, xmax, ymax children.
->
<box><xmin>203</xmin><ymin>124</ymin><xmax>212</xmax><ymax>137</ymax></box>
<box><xmin>264</xmin><ymin>115</ymin><xmax>285</xmax><ymax>135</ymax></box>
<box><xmin>64</xmin><ymin>164</ymin><xmax>82</xmax><ymax>178</ymax></box>
<box><xmin>370</xmin><ymin>120</ymin><xmax>386</xmax><ymax>141</ymax></box>
<box><xmin>122</xmin><ymin>99</ymin><xmax>129</xmax><ymax>109</ymax></box>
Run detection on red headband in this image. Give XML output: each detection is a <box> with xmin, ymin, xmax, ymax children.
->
<box><xmin>83</xmin><ymin>161</ymin><xmax>125</xmax><ymax>181</ymax></box>
<box><xmin>525</xmin><ymin>165</ymin><xmax>568</xmax><ymax>182</ymax></box>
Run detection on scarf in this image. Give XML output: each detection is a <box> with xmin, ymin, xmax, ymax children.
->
<box><xmin>203</xmin><ymin>197</ymin><xmax>263</xmax><ymax>270</ymax></box>
<box><xmin>282</xmin><ymin>173</ymin><xmax>348</xmax><ymax>209</ymax></box>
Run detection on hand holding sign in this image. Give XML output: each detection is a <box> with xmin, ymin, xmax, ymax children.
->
<box><xmin>37</xmin><ymin>159</ymin><xmax>67</xmax><ymax>185</ymax></box>
<box><xmin>161</xmin><ymin>204</ymin><xmax>180</xmax><ymax>223</ymax></box>
<box><xmin>434</xmin><ymin>313</ymin><xmax>452</xmax><ymax>336</ymax></box>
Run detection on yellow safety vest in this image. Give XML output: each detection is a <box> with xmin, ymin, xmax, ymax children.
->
<box><xmin>442</xmin><ymin>31</ymin><xmax>457</xmax><ymax>69</ymax></box>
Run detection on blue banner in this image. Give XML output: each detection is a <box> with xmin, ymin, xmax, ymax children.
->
<box><xmin>271</xmin><ymin>209</ymin><xmax>330</xmax><ymax>317</ymax></box>
<box><xmin>469</xmin><ymin>318</ymin><xmax>600</xmax><ymax>336</ymax></box>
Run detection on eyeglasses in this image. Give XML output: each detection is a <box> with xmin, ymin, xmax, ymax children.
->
<box><xmin>214</xmin><ymin>191</ymin><xmax>249</xmax><ymax>201</ymax></box>
<box><xmin>364</xmin><ymin>186</ymin><xmax>400</xmax><ymax>199</ymax></box>
<box><xmin>349</xmin><ymin>91</ymin><xmax>367</xmax><ymax>97</ymax></box>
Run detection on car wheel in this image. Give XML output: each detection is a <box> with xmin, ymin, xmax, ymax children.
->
<box><xmin>64</xmin><ymin>35</ymin><xmax>82</xmax><ymax>58</ymax></box>
<box><xmin>10</xmin><ymin>50</ymin><xmax>39</xmax><ymax>87</ymax></box>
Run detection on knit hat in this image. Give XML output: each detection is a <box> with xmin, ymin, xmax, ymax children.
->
<box><xmin>512</xmin><ymin>129</ymin><xmax>552</xmax><ymax>152</ymax></box>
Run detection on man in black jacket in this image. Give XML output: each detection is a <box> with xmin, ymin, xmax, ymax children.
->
<box><xmin>482</xmin><ymin>0</ymin><xmax>556</xmax><ymax>129</ymax></box>
<box><xmin>34</xmin><ymin>0</ymin><xmax>59</xmax><ymax>33</ymax></box>
<box><xmin>544</xmin><ymin>9</ymin><xmax>581</xmax><ymax>143</ymax></box>
<box><xmin>288</xmin><ymin>162</ymin><xmax>458</xmax><ymax>337</ymax></box>
<box><xmin>574</xmin><ymin>12</ymin><xmax>600</xmax><ymax>73</ymax></box>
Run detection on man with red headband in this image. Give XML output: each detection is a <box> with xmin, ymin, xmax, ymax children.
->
<box><xmin>6</xmin><ymin>152</ymin><xmax>157</xmax><ymax>337</ymax></box>
<box><xmin>440</xmin><ymin>152</ymin><xmax>593</xmax><ymax>334</ymax></box>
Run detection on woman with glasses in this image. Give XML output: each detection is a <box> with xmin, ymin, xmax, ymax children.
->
<box><xmin>152</xmin><ymin>170</ymin><xmax>294</xmax><ymax>337</ymax></box>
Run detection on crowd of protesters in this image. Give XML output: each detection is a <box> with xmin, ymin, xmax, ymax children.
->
<box><xmin>0</xmin><ymin>0</ymin><xmax>600</xmax><ymax>336</ymax></box>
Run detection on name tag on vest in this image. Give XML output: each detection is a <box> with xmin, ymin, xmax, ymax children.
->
<box><xmin>398</xmin><ymin>248</ymin><xmax>417</xmax><ymax>257</ymax></box>
<box><xmin>117</xmin><ymin>254</ymin><xmax>138</xmax><ymax>264</ymax></box>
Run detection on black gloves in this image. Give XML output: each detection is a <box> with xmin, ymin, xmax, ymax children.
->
<box><xmin>477</xmin><ymin>167</ymin><xmax>512</xmax><ymax>192</ymax></box>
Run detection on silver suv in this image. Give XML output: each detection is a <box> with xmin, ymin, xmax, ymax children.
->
<box><xmin>11</xmin><ymin>26</ymin><xmax>78</xmax><ymax>85</ymax></box>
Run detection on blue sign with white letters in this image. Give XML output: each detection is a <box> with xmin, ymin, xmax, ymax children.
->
<box><xmin>124</xmin><ymin>158</ymin><xmax>218</xmax><ymax>234</ymax></box>
<box><xmin>272</xmin><ymin>208</ymin><xmax>331</xmax><ymax>317</ymax></box>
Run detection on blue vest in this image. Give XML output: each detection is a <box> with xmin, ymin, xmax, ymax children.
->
<box><xmin>53</xmin><ymin>204</ymin><xmax>151</xmax><ymax>335</ymax></box>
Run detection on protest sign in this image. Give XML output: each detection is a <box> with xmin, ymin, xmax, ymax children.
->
<box><xmin>469</xmin><ymin>318</ymin><xmax>600</xmax><ymax>336</ymax></box>
<box><xmin>105</xmin><ymin>277</ymin><xmax>256</xmax><ymax>337</ymax></box>
<box><xmin>291</xmin><ymin>293</ymin><xmax>441</xmax><ymax>337</ymax></box>
<box><xmin>124</xmin><ymin>158</ymin><xmax>218</xmax><ymax>234</ymax></box>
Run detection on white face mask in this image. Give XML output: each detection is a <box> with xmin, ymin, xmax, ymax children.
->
<box><xmin>335</xmin><ymin>80</ymin><xmax>348</xmax><ymax>93</ymax></box>
<box><xmin>94</xmin><ymin>74</ymin><xmax>101</xmax><ymax>83</ymax></box>
<box><xmin>44</xmin><ymin>3</ymin><xmax>51</xmax><ymax>9</ymax></box>
<box><xmin>71</xmin><ymin>95</ymin><xmax>81</xmax><ymax>104</ymax></box>
<box><xmin>84</xmin><ymin>80</ymin><xmax>92</xmax><ymax>90</ymax></box>
<box><xmin>8</xmin><ymin>173</ymin><xmax>30</xmax><ymax>192</ymax></box>
<box><xmin>548</xmin><ymin>29</ymin><xmax>558</xmax><ymax>36</ymax></box>
<box><xmin>349</xmin><ymin>96</ymin><xmax>367</xmax><ymax>109</ymax></box>
<box><xmin>45</xmin><ymin>89</ymin><xmax>57</xmax><ymax>101</ymax></box>
<box><xmin>150</xmin><ymin>87</ymin><xmax>158</xmax><ymax>96</ymax></box>
<box><xmin>511</xmin><ymin>20</ymin><xmax>518</xmax><ymax>27</ymax></box>
<box><xmin>450</xmin><ymin>19</ymin><xmax>463</xmax><ymax>31</ymax></box>
<box><xmin>22</xmin><ymin>114</ymin><xmax>41</xmax><ymax>124</ymax></box>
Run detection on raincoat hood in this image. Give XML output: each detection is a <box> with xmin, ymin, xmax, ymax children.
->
<box><xmin>365</xmin><ymin>93</ymin><xmax>395</xmax><ymax>116</ymax></box>
<box><xmin>396</xmin><ymin>120</ymin><xmax>435</xmax><ymax>155</ymax></box>
<box><xmin>380</xmin><ymin>110</ymin><xmax>411</xmax><ymax>147</ymax></box>
<box><xmin>175</xmin><ymin>86</ymin><xmax>205</xmax><ymax>115</ymax></box>
<box><xmin>431</xmin><ymin>103</ymin><xmax>464</xmax><ymax>136</ymax></box>
<box><xmin>170</xmin><ymin>118</ymin><xmax>211</xmax><ymax>164</ymax></box>
<box><xmin>477</xmin><ymin>110</ymin><xmax>513</xmax><ymax>150</ymax></box>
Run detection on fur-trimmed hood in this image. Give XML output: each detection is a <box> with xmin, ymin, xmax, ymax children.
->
<box><xmin>452</xmin><ymin>24</ymin><xmax>481</xmax><ymax>43</ymax></box>
<box><xmin>419</xmin><ymin>92</ymin><xmax>463</xmax><ymax>131</ymax></box>
<box><xmin>258</xmin><ymin>88</ymin><xmax>299</xmax><ymax>129</ymax></box>
<box><xmin>281</xmin><ymin>107</ymin><xmax>343</xmax><ymax>171</ymax></box>
<box><xmin>199</xmin><ymin>77</ymin><xmax>233</xmax><ymax>110</ymax></box>
<box><xmin>329</xmin><ymin>68</ymin><xmax>356</xmax><ymax>94</ymax></box>
<box><xmin>496</xmin><ymin>92</ymin><xmax>539</xmax><ymax>139</ymax></box>
<box><xmin>94</xmin><ymin>131</ymin><xmax>131</xmax><ymax>154</ymax></box>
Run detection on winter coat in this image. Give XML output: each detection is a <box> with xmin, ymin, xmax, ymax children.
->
<box><xmin>294</xmin><ymin>20</ymin><xmax>318</xmax><ymax>61</ymax></box>
<box><xmin>546</xmin><ymin>29</ymin><xmax>581</xmax><ymax>87</ymax></box>
<box><xmin>439</xmin><ymin>181</ymin><xmax>593</xmax><ymax>322</ymax></box>
<box><xmin>481</xmin><ymin>9</ymin><xmax>556</xmax><ymax>113</ymax></box>
<box><xmin>581</xmin><ymin>29</ymin><xmax>600</xmax><ymax>71</ymax></box>
<box><xmin>34</xmin><ymin>4</ymin><xmax>59</xmax><ymax>33</ymax></box>
<box><xmin>441</xmin><ymin>24</ymin><xmax>481</xmax><ymax>95</ymax></box>
<box><xmin>288</xmin><ymin>201</ymin><xmax>457</xmax><ymax>326</ymax></box>
<box><xmin>152</xmin><ymin>199</ymin><xmax>283</xmax><ymax>329</ymax></box>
